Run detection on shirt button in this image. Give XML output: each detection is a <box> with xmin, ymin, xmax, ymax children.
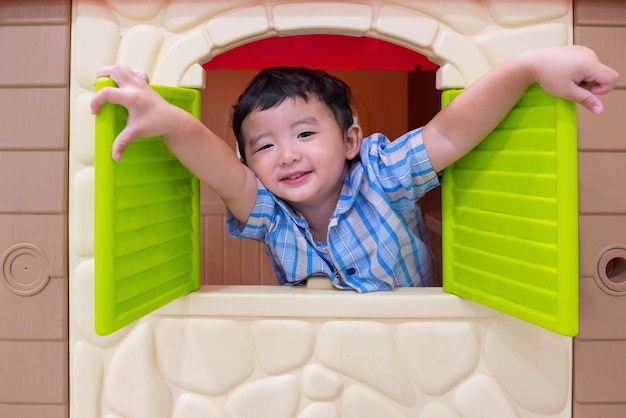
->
<box><xmin>346</xmin><ymin>267</ymin><xmax>356</xmax><ymax>275</ymax></box>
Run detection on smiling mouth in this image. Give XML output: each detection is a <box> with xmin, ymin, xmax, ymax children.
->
<box><xmin>281</xmin><ymin>171</ymin><xmax>311</xmax><ymax>182</ymax></box>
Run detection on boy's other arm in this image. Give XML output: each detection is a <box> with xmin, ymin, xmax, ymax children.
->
<box><xmin>422</xmin><ymin>45</ymin><xmax>619</xmax><ymax>173</ymax></box>
<box><xmin>91</xmin><ymin>66</ymin><xmax>258</xmax><ymax>222</ymax></box>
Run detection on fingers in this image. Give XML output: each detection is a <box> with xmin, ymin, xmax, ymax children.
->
<box><xmin>92</xmin><ymin>66</ymin><xmax>153</xmax><ymax>161</ymax></box>
<box><xmin>560</xmin><ymin>80</ymin><xmax>604</xmax><ymax>114</ymax></box>
<box><xmin>543</xmin><ymin>47</ymin><xmax>620</xmax><ymax>114</ymax></box>
<box><xmin>91</xmin><ymin>66</ymin><xmax>153</xmax><ymax>115</ymax></box>
<box><xmin>576</xmin><ymin>65</ymin><xmax>619</xmax><ymax>114</ymax></box>
<box><xmin>94</xmin><ymin>65</ymin><xmax>150</xmax><ymax>87</ymax></box>
<box><xmin>579</xmin><ymin>92</ymin><xmax>604</xmax><ymax>114</ymax></box>
<box><xmin>111</xmin><ymin>127</ymin><xmax>136</xmax><ymax>161</ymax></box>
<box><xmin>91</xmin><ymin>86</ymin><xmax>127</xmax><ymax>114</ymax></box>
<box><xmin>587</xmin><ymin>65</ymin><xmax>620</xmax><ymax>95</ymax></box>
<box><xmin>135</xmin><ymin>71</ymin><xmax>150</xmax><ymax>84</ymax></box>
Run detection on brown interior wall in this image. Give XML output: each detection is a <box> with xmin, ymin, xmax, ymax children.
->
<box><xmin>0</xmin><ymin>1</ymin><xmax>70</xmax><ymax>418</ymax></box>
<box><xmin>574</xmin><ymin>1</ymin><xmax>626</xmax><ymax>417</ymax></box>
<box><xmin>199</xmin><ymin>69</ymin><xmax>410</xmax><ymax>285</ymax></box>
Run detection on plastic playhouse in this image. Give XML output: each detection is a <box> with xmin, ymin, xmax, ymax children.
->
<box><xmin>1</xmin><ymin>1</ymin><xmax>625</xmax><ymax>417</ymax></box>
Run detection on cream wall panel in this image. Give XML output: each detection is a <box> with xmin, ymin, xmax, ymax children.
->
<box><xmin>206</xmin><ymin>5</ymin><xmax>270</xmax><ymax>47</ymax></box>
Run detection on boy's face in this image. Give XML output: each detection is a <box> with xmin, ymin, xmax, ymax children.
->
<box><xmin>241</xmin><ymin>97</ymin><xmax>361</xmax><ymax>211</ymax></box>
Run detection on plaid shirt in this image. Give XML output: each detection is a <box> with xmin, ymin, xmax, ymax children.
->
<box><xmin>227</xmin><ymin>128</ymin><xmax>439</xmax><ymax>292</ymax></box>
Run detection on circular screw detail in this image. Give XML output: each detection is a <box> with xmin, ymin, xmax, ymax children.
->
<box><xmin>596</xmin><ymin>245</ymin><xmax>626</xmax><ymax>295</ymax></box>
<box><xmin>1</xmin><ymin>243</ymin><xmax>50</xmax><ymax>296</ymax></box>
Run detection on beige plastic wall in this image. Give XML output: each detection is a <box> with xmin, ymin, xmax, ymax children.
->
<box><xmin>0</xmin><ymin>1</ymin><xmax>70</xmax><ymax>418</ymax></box>
<box><xmin>574</xmin><ymin>1</ymin><xmax>626</xmax><ymax>417</ymax></box>
<box><xmin>69</xmin><ymin>1</ymin><xmax>577</xmax><ymax>418</ymax></box>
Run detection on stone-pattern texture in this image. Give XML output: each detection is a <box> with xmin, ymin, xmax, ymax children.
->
<box><xmin>71</xmin><ymin>287</ymin><xmax>572</xmax><ymax>418</ymax></box>
<box><xmin>69</xmin><ymin>1</ymin><xmax>573</xmax><ymax>417</ymax></box>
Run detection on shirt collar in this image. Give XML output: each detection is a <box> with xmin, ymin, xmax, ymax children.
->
<box><xmin>262</xmin><ymin>183</ymin><xmax>309</xmax><ymax>228</ymax></box>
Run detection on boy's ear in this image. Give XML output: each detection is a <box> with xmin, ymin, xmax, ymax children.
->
<box><xmin>344</xmin><ymin>124</ymin><xmax>363</xmax><ymax>160</ymax></box>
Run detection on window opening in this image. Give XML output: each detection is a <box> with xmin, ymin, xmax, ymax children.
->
<box><xmin>94</xmin><ymin>33</ymin><xmax>579</xmax><ymax>336</ymax></box>
<box><xmin>200</xmin><ymin>34</ymin><xmax>441</xmax><ymax>286</ymax></box>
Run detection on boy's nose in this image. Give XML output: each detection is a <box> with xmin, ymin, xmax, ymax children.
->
<box><xmin>279</xmin><ymin>144</ymin><xmax>301</xmax><ymax>165</ymax></box>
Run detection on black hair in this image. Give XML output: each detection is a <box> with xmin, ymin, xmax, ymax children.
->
<box><xmin>231</xmin><ymin>66</ymin><xmax>354</xmax><ymax>162</ymax></box>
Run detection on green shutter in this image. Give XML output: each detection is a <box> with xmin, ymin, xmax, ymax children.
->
<box><xmin>442</xmin><ymin>84</ymin><xmax>578</xmax><ymax>336</ymax></box>
<box><xmin>94</xmin><ymin>78</ymin><xmax>201</xmax><ymax>335</ymax></box>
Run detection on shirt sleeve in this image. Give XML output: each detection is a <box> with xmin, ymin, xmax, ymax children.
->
<box><xmin>360</xmin><ymin>128</ymin><xmax>440</xmax><ymax>211</ymax></box>
<box><xmin>226</xmin><ymin>178</ymin><xmax>277</xmax><ymax>241</ymax></box>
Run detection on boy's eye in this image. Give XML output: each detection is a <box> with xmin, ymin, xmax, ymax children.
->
<box><xmin>254</xmin><ymin>143</ymin><xmax>273</xmax><ymax>153</ymax></box>
<box><xmin>298</xmin><ymin>131</ymin><xmax>314</xmax><ymax>138</ymax></box>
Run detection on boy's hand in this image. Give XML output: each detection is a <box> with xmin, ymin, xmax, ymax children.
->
<box><xmin>91</xmin><ymin>66</ymin><xmax>178</xmax><ymax>160</ymax></box>
<box><xmin>423</xmin><ymin>44</ymin><xmax>618</xmax><ymax>172</ymax></box>
<box><xmin>522</xmin><ymin>45</ymin><xmax>619</xmax><ymax>114</ymax></box>
<box><xmin>91</xmin><ymin>66</ymin><xmax>258</xmax><ymax>222</ymax></box>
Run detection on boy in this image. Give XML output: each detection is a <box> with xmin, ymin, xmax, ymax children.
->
<box><xmin>91</xmin><ymin>45</ymin><xmax>618</xmax><ymax>292</ymax></box>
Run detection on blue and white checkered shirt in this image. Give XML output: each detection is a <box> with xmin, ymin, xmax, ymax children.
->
<box><xmin>227</xmin><ymin>128</ymin><xmax>440</xmax><ymax>292</ymax></box>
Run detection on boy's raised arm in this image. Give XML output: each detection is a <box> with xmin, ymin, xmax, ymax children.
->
<box><xmin>422</xmin><ymin>45</ymin><xmax>619</xmax><ymax>173</ymax></box>
<box><xmin>91</xmin><ymin>66</ymin><xmax>258</xmax><ymax>223</ymax></box>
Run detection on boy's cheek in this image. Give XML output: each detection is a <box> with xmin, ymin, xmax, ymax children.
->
<box><xmin>245</xmin><ymin>159</ymin><xmax>263</xmax><ymax>176</ymax></box>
